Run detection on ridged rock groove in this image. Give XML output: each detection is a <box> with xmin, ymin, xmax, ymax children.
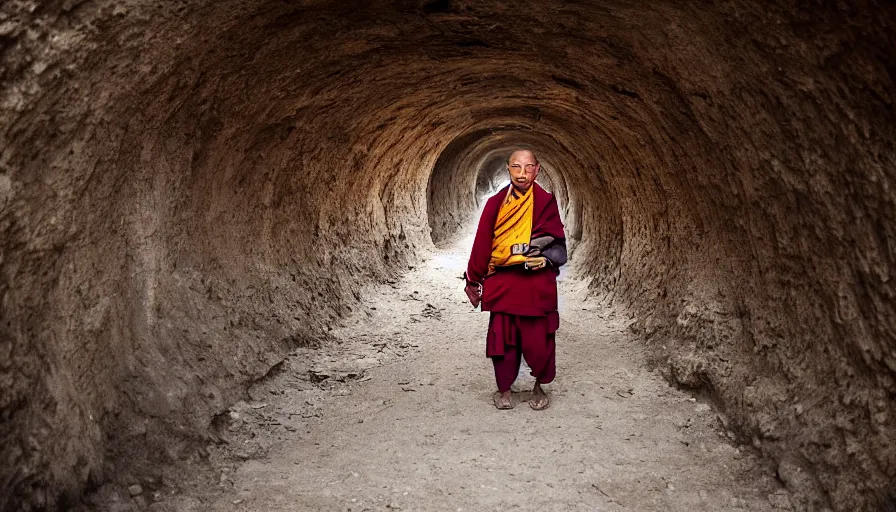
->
<box><xmin>1</xmin><ymin>0</ymin><xmax>894</xmax><ymax>510</ymax></box>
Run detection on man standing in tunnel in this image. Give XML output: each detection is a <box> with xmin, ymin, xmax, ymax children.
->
<box><xmin>465</xmin><ymin>149</ymin><xmax>567</xmax><ymax>410</ymax></box>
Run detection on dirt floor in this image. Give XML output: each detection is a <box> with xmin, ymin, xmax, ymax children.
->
<box><xmin>88</xmin><ymin>234</ymin><xmax>793</xmax><ymax>512</ymax></box>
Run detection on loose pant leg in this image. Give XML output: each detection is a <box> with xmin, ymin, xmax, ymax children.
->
<box><xmin>531</xmin><ymin>333</ymin><xmax>556</xmax><ymax>384</ymax></box>
<box><xmin>492</xmin><ymin>342</ymin><xmax>523</xmax><ymax>392</ymax></box>
<box><xmin>488</xmin><ymin>312</ymin><xmax>522</xmax><ymax>392</ymax></box>
<box><xmin>518</xmin><ymin>317</ymin><xmax>557</xmax><ymax>385</ymax></box>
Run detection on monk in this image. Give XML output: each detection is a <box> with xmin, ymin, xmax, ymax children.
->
<box><xmin>464</xmin><ymin>149</ymin><xmax>567</xmax><ymax>410</ymax></box>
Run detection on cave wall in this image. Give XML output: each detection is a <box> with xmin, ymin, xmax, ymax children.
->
<box><xmin>624</xmin><ymin>5</ymin><xmax>896</xmax><ymax>509</ymax></box>
<box><xmin>1</xmin><ymin>0</ymin><xmax>894</xmax><ymax>510</ymax></box>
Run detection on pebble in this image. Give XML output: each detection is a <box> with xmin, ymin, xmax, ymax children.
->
<box><xmin>0</xmin><ymin>22</ymin><xmax>16</xmax><ymax>37</ymax></box>
<box><xmin>128</xmin><ymin>484</ymin><xmax>143</xmax><ymax>497</ymax></box>
<box><xmin>768</xmin><ymin>491</ymin><xmax>792</xmax><ymax>509</ymax></box>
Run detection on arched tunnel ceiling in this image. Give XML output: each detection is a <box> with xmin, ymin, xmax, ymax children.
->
<box><xmin>1</xmin><ymin>0</ymin><xmax>895</xmax><ymax>510</ymax></box>
<box><xmin>427</xmin><ymin>124</ymin><xmax>572</xmax><ymax>246</ymax></box>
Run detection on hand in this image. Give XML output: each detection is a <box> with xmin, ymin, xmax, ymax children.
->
<box><xmin>464</xmin><ymin>282</ymin><xmax>482</xmax><ymax>308</ymax></box>
<box><xmin>524</xmin><ymin>256</ymin><xmax>547</xmax><ymax>270</ymax></box>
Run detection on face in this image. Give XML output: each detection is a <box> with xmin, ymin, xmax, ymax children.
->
<box><xmin>507</xmin><ymin>150</ymin><xmax>540</xmax><ymax>191</ymax></box>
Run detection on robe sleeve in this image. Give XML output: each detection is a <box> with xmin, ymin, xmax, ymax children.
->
<box><xmin>466</xmin><ymin>195</ymin><xmax>500</xmax><ymax>284</ymax></box>
<box><xmin>537</xmin><ymin>194</ymin><xmax>567</xmax><ymax>268</ymax></box>
<box><xmin>543</xmin><ymin>240</ymin><xmax>567</xmax><ymax>268</ymax></box>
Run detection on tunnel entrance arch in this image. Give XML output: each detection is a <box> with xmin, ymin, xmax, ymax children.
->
<box><xmin>474</xmin><ymin>154</ymin><xmax>560</xmax><ymax>201</ymax></box>
<box><xmin>425</xmin><ymin>126</ymin><xmax>570</xmax><ymax>246</ymax></box>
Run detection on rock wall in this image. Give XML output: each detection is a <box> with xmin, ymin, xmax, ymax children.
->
<box><xmin>1</xmin><ymin>0</ymin><xmax>893</xmax><ymax>510</ymax></box>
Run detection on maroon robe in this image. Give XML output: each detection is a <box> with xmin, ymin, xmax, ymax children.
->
<box><xmin>467</xmin><ymin>183</ymin><xmax>565</xmax><ymax>317</ymax></box>
<box><xmin>466</xmin><ymin>183</ymin><xmax>566</xmax><ymax>391</ymax></box>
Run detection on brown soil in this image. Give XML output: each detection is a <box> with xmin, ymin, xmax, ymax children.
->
<box><xmin>82</xmin><ymin>236</ymin><xmax>792</xmax><ymax>511</ymax></box>
<box><xmin>2</xmin><ymin>2</ymin><xmax>894</xmax><ymax>511</ymax></box>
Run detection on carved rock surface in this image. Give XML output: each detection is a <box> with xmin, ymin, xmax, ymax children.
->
<box><xmin>1</xmin><ymin>1</ymin><xmax>894</xmax><ymax>510</ymax></box>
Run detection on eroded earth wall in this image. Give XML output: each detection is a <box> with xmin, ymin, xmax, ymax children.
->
<box><xmin>1</xmin><ymin>1</ymin><xmax>894</xmax><ymax>510</ymax></box>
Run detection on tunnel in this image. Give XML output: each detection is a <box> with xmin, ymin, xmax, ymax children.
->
<box><xmin>1</xmin><ymin>0</ymin><xmax>894</xmax><ymax>510</ymax></box>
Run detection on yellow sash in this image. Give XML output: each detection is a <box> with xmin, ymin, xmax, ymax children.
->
<box><xmin>488</xmin><ymin>186</ymin><xmax>533</xmax><ymax>275</ymax></box>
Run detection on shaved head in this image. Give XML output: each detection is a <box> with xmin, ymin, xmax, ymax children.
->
<box><xmin>507</xmin><ymin>149</ymin><xmax>539</xmax><ymax>165</ymax></box>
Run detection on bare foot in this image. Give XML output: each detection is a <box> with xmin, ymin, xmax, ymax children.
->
<box><xmin>493</xmin><ymin>390</ymin><xmax>513</xmax><ymax>410</ymax></box>
<box><xmin>529</xmin><ymin>383</ymin><xmax>550</xmax><ymax>410</ymax></box>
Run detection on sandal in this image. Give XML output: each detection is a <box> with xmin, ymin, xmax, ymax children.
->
<box><xmin>493</xmin><ymin>391</ymin><xmax>514</xmax><ymax>410</ymax></box>
<box><xmin>528</xmin><ymin>394</ymin><xmax>550</xmax><ymax>411</ymax></box>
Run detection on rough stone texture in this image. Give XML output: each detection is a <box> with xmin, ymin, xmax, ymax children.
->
<box><xmin>0</xmin><ymin>0</ymin><xmax>894</xmax><ymax>510</ymax></box>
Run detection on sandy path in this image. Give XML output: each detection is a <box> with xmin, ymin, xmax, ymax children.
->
<box><xmin>146</xmin><ymin>236</ymin><xmax>791</xmax><ymax>512</ymax></box>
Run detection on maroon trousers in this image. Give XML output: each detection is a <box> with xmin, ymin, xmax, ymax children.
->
<box><xmin>488</xmin><ymin>312</ymin><xmax>557</xmax><ymax>392</ymax></box>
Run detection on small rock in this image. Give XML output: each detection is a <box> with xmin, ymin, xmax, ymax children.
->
<box><xmin>128</xmin><ymin>484</ymin><xmax>143</xmax><ymax>497</ymax></box>
<box><xmin>713</xmin><ymin>444</ymin><xmax>737</xmax><ymax>456</ymax></box>
<box><xmin>768</xmin><ymin>491</ymin><xmax>792</xmax><ymax>509</ymax></box>
<box><xmin>0</xmin><ymin>21</ymin><xmax>17</xmax><ymax>37</ymax></box>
